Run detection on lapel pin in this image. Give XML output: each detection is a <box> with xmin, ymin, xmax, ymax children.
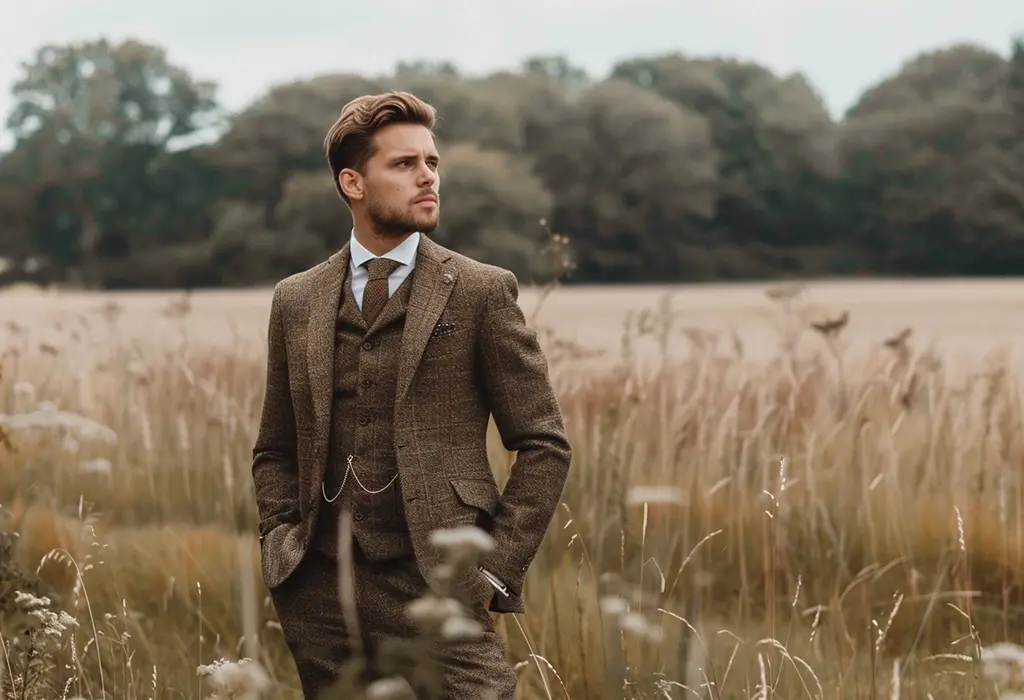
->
<box><xmin>442</xmin><ymin>272</ymin><xmax>454</xmax><ymax>285</ymax></box>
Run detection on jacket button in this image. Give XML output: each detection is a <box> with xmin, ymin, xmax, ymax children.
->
<box><xmin>361</xmin><ymin>379</ymin><xmax>373</xmax><ymax>388</ymax></box>
<box><xmin>359</xmin><ymin>416</ymin><xmax>370</xmax><ymax>425</ymax></box>
<box><xmin>354</xmin><ymin>513</ymin><xmax>364</xmax><ymax>521</ymax></box>
<box><xmin>362</xmin><ymin>341</ymin><xmax>373</xmax><ymax>351</ymax></box>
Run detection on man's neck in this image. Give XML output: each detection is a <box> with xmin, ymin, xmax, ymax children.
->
<box><xmin>352</xmin><ymin>225</ymin><xmax>414</xmax><ymax>257</ymax></box>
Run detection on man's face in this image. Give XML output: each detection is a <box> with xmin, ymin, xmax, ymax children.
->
<box><xmin>350</xmin><ymin>123</ymin><xmax>440</xmax><ymax>237</ymax></box>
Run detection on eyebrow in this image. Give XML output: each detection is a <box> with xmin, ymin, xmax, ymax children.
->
<box><xmin>391</xmin><ymin>153</ymin><xmax>440</xmax><ymax>163</ymax></box>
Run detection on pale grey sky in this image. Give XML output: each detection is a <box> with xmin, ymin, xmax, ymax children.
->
<box><xmin>0</xmin><ymin>0</ymin><xmax>1020</xmax><ymax>149</ymax></box>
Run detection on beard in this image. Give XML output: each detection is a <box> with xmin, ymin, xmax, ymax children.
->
<box><xmin>365</xmin><ymin>190</ymin><xmax>439</xmax><ymax>237</ymax></box>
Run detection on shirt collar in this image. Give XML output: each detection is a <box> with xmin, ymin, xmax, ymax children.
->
<box><xmin>349</xmin><ymin>230</ymin><xmax>420</xmax><ymax>270</ymax></box>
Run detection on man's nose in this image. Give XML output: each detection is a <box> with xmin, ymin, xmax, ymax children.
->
<box><xmin>417</xmin><ymin>164</ymin><xmax>436</xmax><ymax>185</ymax></box>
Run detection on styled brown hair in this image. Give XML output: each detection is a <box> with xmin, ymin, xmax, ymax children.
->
<box><xmin>323</xmin><ymin>91</ymin><xmax>437</xmax><ymax>202</ymax></box>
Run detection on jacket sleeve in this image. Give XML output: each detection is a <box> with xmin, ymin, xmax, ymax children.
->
<box><xmin>477</xmin><ymin>269</ymin><xmax>572</xmax><ymax>611</ymax></box>
<box><xmin>252</xmin><ymin>283</ymin><xmax>302</xmax><ymax>540</ymax></box>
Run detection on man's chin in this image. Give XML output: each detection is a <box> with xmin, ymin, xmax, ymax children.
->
<box><xmin>373</xmin><ymin>214</ymin><xmax>439</xmax><ymax>236</ymax></box>
<box><xmin>416</xmin><ymin>216</ymin><xmax>440</xmax><ymax>234</ymax></box>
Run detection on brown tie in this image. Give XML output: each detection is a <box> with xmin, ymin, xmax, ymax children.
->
<box><xmin>361</xmin><ymin>257</ymin><xmax>402</xmax><ymax>325</ymax></box>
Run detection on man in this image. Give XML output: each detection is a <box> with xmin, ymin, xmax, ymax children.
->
<box><xmin>251</xmin><ymin>91</ymin><xmax>572</xmax><ymax>699</ymax></box>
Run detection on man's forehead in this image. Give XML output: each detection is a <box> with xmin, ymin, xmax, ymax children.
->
<box><xmin>373</xmin><ymin>124</ymin><xmax>437</xmax><ymax>155</ymax></box>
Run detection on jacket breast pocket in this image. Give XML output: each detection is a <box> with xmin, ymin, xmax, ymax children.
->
<box><xmin>421</xmin><ymin>326</ymin><xmax>471</xmax><ymax>363</ymax></box>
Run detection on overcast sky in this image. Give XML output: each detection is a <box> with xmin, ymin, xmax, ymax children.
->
<box><xmin>0</xmin><ymin>0</ymin><xmax>1019</xmax><ymax>148</ymax></box>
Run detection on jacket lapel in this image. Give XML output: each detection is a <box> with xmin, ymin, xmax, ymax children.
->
<box><xmin>396</xmin><ymin>237</ymin><xmax>456</xmax><ymax>403</ymax></box>
<box><xmin>306</xmin><ymin>244</ymin><xmax>348</xmax><ymax>462</ymax></box>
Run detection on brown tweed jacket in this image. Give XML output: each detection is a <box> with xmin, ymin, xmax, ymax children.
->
<box><xmin>251</xmin><ymin>235</ymin><xmax>572</xmax><ymax>614</ymax></box>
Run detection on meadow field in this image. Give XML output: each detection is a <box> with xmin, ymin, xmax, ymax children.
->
<box><xmin>1</xmin><ymin>277</ymin><xmax>1024</xmax><ymax>699</ymax></box>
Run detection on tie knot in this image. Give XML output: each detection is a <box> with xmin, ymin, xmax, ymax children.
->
<box><xmin>364</xmin><ymin>257</ymin><xmax>402</xmax><ymax>280</ymax></box>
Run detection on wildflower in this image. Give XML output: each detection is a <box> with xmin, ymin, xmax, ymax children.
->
<box><xmin>197</xmin><ymin>657</ymin><xmax>270</xmax><ymax>700</ymax></box>
<box><xmin>0</xmin><ymin>406</ymin><xmax>117</xmax><ymax>445</ymax></box>
<box><xmin>625</xmin><ymin>486</ymin><xmax>687</xmax><ymax>506</ymax></box>
<box><xmin>618</xmin><ymin>611</ymin><xmax>663</xmax><ymax>643</ymax></box>
<box><xmin>429</xmin><ymin>525</ymin><xmax>495</xmax><ymax>557</ymax></box>
<box><xmin>600</xmin><ymin>595</ymin><xmax>629</xmax><ymax>617</ymax></box>
<box><xmin>366</xmin><ymin>676</ymin><xmax>416</xmax><ymax>699</ymax></box>
<box><xmin>6</xmin><ymin>591</ymin><xmax>77</xmax><ymax>644</ymax></box>
<box><xmin>14</xmin><ymin>591</ymin><xmax>51</xmax><ymax>608</ymax></box>
<box><xmin>79</xmin><ymin>458</ymin><xmax>112</xmax><ymax>474</ymax></box>
<box><xmin>432</xmin><ymin>563</ymin><xmax>455</xmax><ymax>581</ymax></box>
<box><xmin>980</xmin><ymin>642</ymin><xmax>1024</xmax><ymax>690</ymax></box>
<box><xmin>440</xmin><ymin>615</ymin><xmax>484</xmax><ymax>642</ymax></box>
<box><xmin>407</xmin><ymin>595</ymin><xmax>464</xmax><ymax>628</ymax></box>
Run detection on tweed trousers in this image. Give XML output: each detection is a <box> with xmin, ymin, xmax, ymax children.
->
<box><xmin>270</xmin><ymin>542</ymin><xmax>517</xmax><ymax>700</ymax></box>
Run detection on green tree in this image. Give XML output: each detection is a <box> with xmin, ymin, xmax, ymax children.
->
<box><xmin>611</xmin><ymin>55</ymin><xmax>841</xmax><ymax>252</ymax></box>
<box><xmin>1</xmin><ymin>38</ymin><xmax>220</xmax><ymax>285</ymax></box>
<box><xmin>838</xmin><ymin>43</ymin><xmax>1024</xmax><ymax>274</ymax></box>
<box><xmin>532</xmin><ymin>78</ymin><xmax>719</xmax><ymax>282</ymax></box>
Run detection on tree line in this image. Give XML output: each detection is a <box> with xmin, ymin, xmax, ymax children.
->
<box><xmin>0</xmin><ymin>36</ymin><xmax>1022</xmax><ymax>289</ymax></box>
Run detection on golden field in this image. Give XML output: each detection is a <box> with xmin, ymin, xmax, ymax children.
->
<box><xmin>1</xmin><ymin>277</ymin><xmax>1023</xmax><ymax>699</ymax></box>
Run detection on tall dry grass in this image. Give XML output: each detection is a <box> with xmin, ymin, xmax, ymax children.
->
<box><xmin>1</xmin><ymin>260</ymin><xmax>1024</xmax><ymax>697</ymax></box>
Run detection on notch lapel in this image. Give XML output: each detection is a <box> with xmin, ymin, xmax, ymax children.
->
<box><xmin>306</xmin><ymin>245</ymin><xmax>348</xmax><ymax>468</ymax></box>
<box><xmin>396</xmin><ymin>238</ymin><xmax>456</xmax><ymax>403</ymax></box>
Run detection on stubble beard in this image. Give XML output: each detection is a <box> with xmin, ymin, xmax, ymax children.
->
<box><xmin>367</xmin><ymin>192</ymin><xmax>439</xmax><ymax>237</ymax></box>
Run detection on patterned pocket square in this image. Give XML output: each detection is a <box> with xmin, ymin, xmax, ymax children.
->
<box><xmin>431</xmin><ymin>320</ymin><xmax>457</xmax><ymax>337</ymax></box>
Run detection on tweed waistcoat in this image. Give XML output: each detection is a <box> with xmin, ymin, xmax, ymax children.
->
<box><xmin>314</xmin><ymin>267</ymin><xmax>415</xmax><ymax>560</ymax></box>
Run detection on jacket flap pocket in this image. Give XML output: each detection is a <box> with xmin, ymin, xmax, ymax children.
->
<box><xmin>450</xmin><ymin>478</ymin><xmax>500</xmax><ymax>515</ymax></box>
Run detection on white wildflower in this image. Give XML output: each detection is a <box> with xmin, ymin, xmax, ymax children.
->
<box><xmin>407</xmin><ymin>595</ymin><xmax>464</xmax><ymax>627</ymax></box>
<box><xmin>366</xmin><ymin>676</ymin><xmax>416</xmax><ymax>699</ymax></box>
<box><xmin>618</xmin><ymin>611</ymin><xmax>663</xmax><ymax>643</ymax></box>
<box><xmin>197</xmin><ymin>657</ymin><xmax>270</xmax><ymax>700</ymax></box>
<box><xmin>429</xmin><ymin>525</ymin><xmax>495</xmax><ymax>557</ymax></box>
<box><xmin>13</xmin><ymin>591</ymin><xmax>78</xmax><ymax>638</ymax></box>
<box><xmin>980</xmin><ymin>642</ymin><xmax>1024</xmax><ymax>690</ymax></box>
<box><xmin>599</xmin><ymin>595</ymin><xmax>629</xmax><ymax>617</ymax></box>
<box><xmin>625</xmin><ymin>485</ymin><xmax>687</xmax><ymax>506</ymax></box>
<box><xmin>432</xmin><ymin>563</ymin><xmax>455</xmax><ymax>581</ymax></box>
<box><xmin>15</xmin><ymin>591</ymin><xmax>51</xmax><ymax>608</ymax></box>
<box><xmin>0</xmin><ymin>407</ymin><xmax>117</xmax><ymax>445</ymax></box>
<box><xmin>982</xmin><ymin>642</ymin><xmax>1024</xmax><ymax>666</ymax></box>
<box><xmin>79</xmin><ymin>458</ymin><xmax>112</xmax><ymax>474</ymax></box>
<box><xmin>441</xmin><ymin>615</ymin><xmax>484</xmax><ymax>642</ymax></box>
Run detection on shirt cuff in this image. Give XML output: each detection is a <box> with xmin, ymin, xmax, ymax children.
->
<box><xmin>478</xmin><ymin>566</ymin><xmax>509</xmax><ymax>597</ymax></box>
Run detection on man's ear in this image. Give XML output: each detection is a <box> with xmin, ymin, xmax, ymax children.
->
<box><xmin>339</xmin><ymin>169</ymin><xmax>363</xmax><ymax>202</ymax></box>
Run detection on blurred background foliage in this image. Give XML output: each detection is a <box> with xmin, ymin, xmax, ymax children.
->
<box><xmin>0</xmin><ymin>36</ymin><xmax>1022</xmax><ymax>289</ymax></box>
